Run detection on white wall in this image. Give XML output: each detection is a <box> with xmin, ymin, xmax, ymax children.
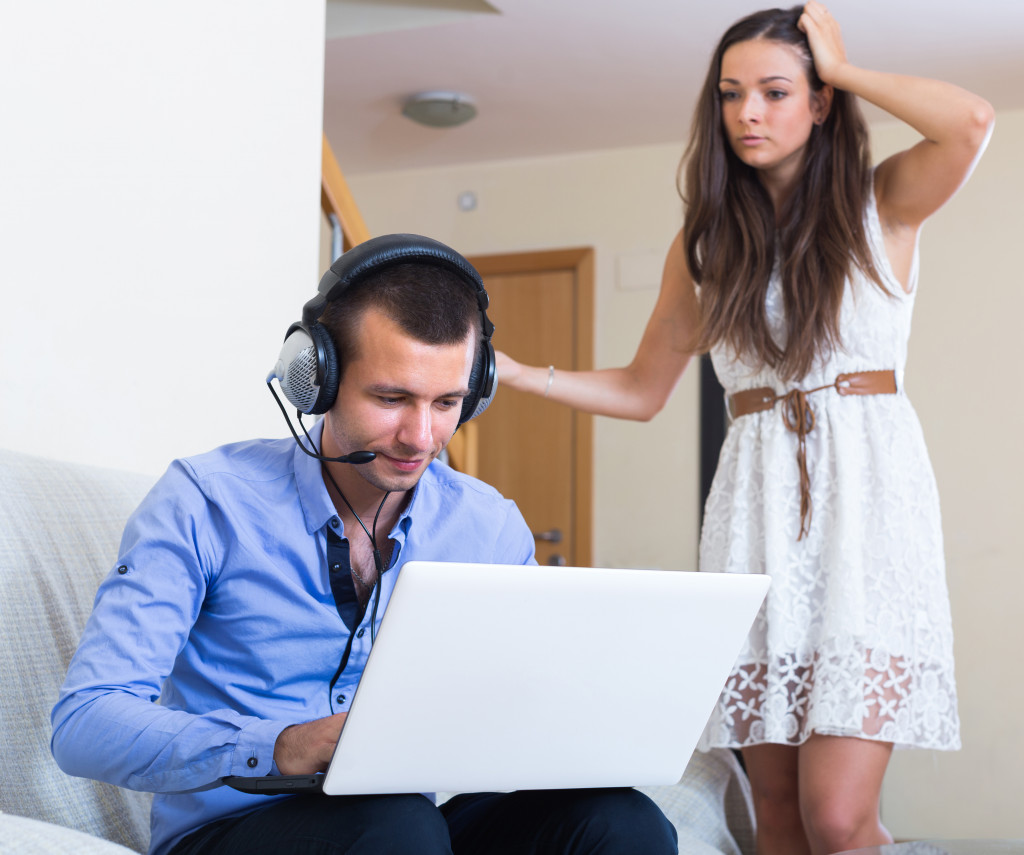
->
<box><xmin>872</xmin><ymin>111</ymin><xmax>1024</xmax><ymax>839</ymax></box>
<box><xmin>347</xmin><ymin>111</ymin><xmax>1024</xmax><ymax>838</ymax></box>
<box><xmin>0</xmin><ymin>0</ymin><xmax>327</xmax><ymax>476</ymax></box>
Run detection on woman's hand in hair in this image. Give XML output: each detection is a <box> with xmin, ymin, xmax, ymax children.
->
<box><xmin>798</xmin><ymin>1</ymin><xmax>849</xmax><ymax>86</ymax></box>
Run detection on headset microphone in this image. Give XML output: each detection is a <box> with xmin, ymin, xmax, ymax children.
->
<box><xmin>332</xmin><ymin>450</ymin><xmax>376</xmax><ymax>465</ymax></box>
<box><xmin>266</xmin><ymin>373</ymin><xmax>376</xmax><ymax>465</ymax></box>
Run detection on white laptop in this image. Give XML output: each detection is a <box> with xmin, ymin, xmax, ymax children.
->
<box><xmin>224</xmin><ymin>561</ymin><xmax>768</xmax><ymax>796</ymax></box>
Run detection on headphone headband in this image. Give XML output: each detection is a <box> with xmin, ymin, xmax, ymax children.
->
<box><xmin>318</xmin><ymin>233</ymin><xmax>486</xmax><ymax>299</ymax></box>
<box><xmin>300</xmin><ymin>235</ymin><xmax>493</xmax><ymax>337</ymax></box>
<box><xmin>274</xmin><ymin>234</ymin><xmax>496</xmax><ymax>423</ymax></box>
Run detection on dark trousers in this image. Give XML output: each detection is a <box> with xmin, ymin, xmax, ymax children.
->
<box><xmin>169</xmin><ymin>789</ymin><xmax>678</xmax><ymax>855</ymax></box>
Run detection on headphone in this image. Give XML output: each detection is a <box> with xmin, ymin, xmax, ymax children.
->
<box><xmin>270</xmin><ymin>233</ymin><xmax>497</xmax><ymax>425</ymax></box>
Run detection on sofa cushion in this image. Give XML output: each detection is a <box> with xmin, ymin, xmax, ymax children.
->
<box><xmin>0</xmin><ymin>449</ymin><xmax>155</xmax><ymax>853</ymax></box>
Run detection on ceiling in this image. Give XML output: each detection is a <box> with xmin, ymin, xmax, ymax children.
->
<box><xmin>323</xmin><ymin>0</ymin><xmax>1024</xmax><ymax>177</ymax></box>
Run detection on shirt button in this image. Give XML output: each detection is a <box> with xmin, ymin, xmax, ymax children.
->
<box><xmin>117</xmin><ymin>565</ymin><xmax>128</xmax><ymax>575</ymax></box>
<box><xmin>247</xmin><ymin>757</ymin><xmax>258</xmax><ymax>768</ymax></box>
<box><xmin>356</xmin><ymin>628</ymin><xmax>365</xmax><ymax>638</ymax></box>
<box><xmin>336</xmin><ymin>694</ymin><xmax>346</xmax><ymax>705</ymax></box>
<box><xmin>330</xmin><ymin>518</ymin><xmax>340</xmax><ymax>529</ymax></box>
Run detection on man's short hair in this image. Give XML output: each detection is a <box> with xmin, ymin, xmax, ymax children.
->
<box><xmin>318</xmin><ymin>262</ymin><xmax>482</xmax><ymax>380</ymax></box>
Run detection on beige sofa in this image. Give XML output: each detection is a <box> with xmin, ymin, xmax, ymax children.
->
<box><xmin>0</xmin><ymin>447</ymin><xmax>756</xmax><ymax>854</ymax></box>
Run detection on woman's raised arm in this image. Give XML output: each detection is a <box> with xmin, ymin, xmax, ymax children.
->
<box><xmin>800</xmin><ymin>0</ymin><xmax>994</xmax><ymax>231</ymax></box>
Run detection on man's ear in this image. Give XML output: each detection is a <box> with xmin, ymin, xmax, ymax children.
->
<box><xmin>812</xmin><ymin>84</ymin><xmax>834</xmax><ymax>125</ymax></box>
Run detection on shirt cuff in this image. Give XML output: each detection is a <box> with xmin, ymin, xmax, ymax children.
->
<box><xmin>229</xmin><ymin>718</ymin><xmax>291</xmax><ymax>776</ymax></box>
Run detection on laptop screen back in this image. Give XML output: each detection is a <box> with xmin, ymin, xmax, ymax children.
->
<box><xmin>321</xmin><ymin>561</ymin><xmax>769</xmax><ymax>796</ymax></box>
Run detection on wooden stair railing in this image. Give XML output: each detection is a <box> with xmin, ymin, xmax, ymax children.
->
<box><xmin>445</xmin><ymin>422</ymin><xmax>478</xmax><ymax>478</ymax></box>
<box><xmin>321</xmin><ymin>133</ymin><xmax>370</xmax><ymax>251</ymax></box>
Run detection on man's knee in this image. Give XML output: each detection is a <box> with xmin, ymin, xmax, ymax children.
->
<box><xmin>348</xmin><ymin>793</ymin><xmax>452</xmax><ymax>852</ymax></box>
<box><xmin>563</xmin><ymin>789</ymin><xmax>678</xmax><ymax>854</ymax></box>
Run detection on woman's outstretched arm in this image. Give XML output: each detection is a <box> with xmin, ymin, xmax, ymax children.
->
<box><xmin>496</xmin><ymin>230</ymin><xmax>699</xmax><ymax>422</ymax></box>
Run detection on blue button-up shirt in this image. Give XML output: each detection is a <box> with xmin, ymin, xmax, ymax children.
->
<box><xmin>51</xmin><ymin>423</ymin><xmax>536</xmax><ymax>855</ymax></box>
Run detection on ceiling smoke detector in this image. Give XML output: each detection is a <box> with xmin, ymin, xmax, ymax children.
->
<box><xmin>401</xmin><ymin>91</ymin><xmax>477</xmax><ymax>128</ymax></box>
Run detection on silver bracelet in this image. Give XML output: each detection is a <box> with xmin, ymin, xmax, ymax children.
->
<box><xmin>543</xmin><ymin>365</ymin><xmax>555</xmax><ymax>397</ymax></box>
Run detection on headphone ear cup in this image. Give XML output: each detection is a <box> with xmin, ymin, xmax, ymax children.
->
<box><xmin>307</xmin><ymin>322</ymin><xmax>340</xmax><ymax>415</ymax></box>
<box><xmin>275</xmin><ymin>325</ymin><xmax>317</xmax><ymax>414</ymax></box>
<box><xmin>275</xmin><ymin>322</ymin><xmax>340</xmax><ymax>415</ymax></box>
<box><xmin>460</xmin><ymin>340</ymin><xmax>496</xmax><ymax>424</ymax></box>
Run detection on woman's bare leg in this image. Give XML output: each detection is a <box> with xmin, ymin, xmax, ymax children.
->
<box><xmin>798</xmin><ymin>734</ymin><xmax>894</xmax><ymax>855</ymax></box>
<box><xmin>741</xmin><ymin>744</ymin><xmax>811</xmax><ymax>855</ymax></box>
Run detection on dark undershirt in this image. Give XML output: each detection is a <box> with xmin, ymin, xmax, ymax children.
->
<box><xmin>325</xmin><ymin>527</ymin><xmax>366</xmax><ymax>630</ymax></box>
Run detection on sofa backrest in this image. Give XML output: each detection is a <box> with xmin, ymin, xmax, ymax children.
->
<box><xmin>0</xmin><ymin>448</ymin><xmax>156</xmax><ymax>853</ymax></box>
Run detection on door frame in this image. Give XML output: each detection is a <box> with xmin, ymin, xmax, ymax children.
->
<box><xmin>470</xmin><ymin>247</ymin><xmax>595</xmax><ymax>566</ymax></box>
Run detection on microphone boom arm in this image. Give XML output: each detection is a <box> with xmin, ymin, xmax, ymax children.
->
<box><xmin>266</xmin><ymin>380</ymin><xmax>376</xmax><ymax>465</ymax></box>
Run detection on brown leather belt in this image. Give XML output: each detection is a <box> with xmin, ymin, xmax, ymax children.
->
<box><xmin>727</xmin><ymin>370</ymin><xmax>898</xmax><ymax>540</ymax></box>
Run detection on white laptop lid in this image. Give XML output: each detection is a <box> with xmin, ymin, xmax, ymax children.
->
<box><xmin>322</xmin><ymin>561</ymin><xmax>769</xmax><ymax>796</ymax></box>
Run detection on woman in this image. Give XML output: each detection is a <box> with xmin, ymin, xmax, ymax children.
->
<box><xmin>496</xmin><ymin>4</ymin><xmax>993</xmax><ymax>854</ymax></box>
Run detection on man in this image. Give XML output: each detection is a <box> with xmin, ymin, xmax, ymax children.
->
<box><xmin>51</xmin><ymin>235</ymin><xmax>677</xmax><ymax>855</ymax></box>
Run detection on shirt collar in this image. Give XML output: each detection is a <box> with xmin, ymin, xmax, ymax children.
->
<box><xmin>293</xmin><ymin>419</ymin><xmax>337</xmax><ymax>535</ymax></box>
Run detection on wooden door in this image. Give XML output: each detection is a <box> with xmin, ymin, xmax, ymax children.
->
<box><xmin>470</xmin><ymin>249</ymin><xmax>594</xmax><ymax>567</ymax></box>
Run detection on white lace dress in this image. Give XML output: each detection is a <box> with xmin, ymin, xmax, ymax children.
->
<box><xmin>698</xmin><ymin>192</ymin><xmax>961</xmax><ymax>751</ymax></box>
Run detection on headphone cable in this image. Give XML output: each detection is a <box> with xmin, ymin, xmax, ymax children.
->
<box><xmin>321</xmin><ymin>458</ymin><xmax>390</xmax><ymax>715</ymax></box>
<box><xmin>321</xmin><ymin>461</ymin><xmax>390</xmax><ymax>645</ymax></box>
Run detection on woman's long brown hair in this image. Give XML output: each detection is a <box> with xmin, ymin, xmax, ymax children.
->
<box><xmin>680</xmin><ymin>6</ymin><xmax>887</xmax><ymax>381</ymax></box>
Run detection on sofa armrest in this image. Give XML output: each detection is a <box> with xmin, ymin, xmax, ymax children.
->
<box><xmin>0</xmin><ymin>811</ymin><xmax>141</xmax><ymax>855</ymax></box>
<box><xmin>638</xmin><ymin>749</ymin><xmax>756</xmax><ymax>855</ymax></box>
<box><xmin>0</xmin><ymin>448</ymin><xmax>154</xmax><ymax>852</ymax></box>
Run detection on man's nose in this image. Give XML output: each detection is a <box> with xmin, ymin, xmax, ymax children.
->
<box><xmin>396</xmin><ymin>406</ymin><xmax>433</xmax><ymax>451</ymax></box>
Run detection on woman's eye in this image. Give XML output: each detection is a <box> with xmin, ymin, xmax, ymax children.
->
<box><xmin>767</xmin><ymin>89</ymin><xmax>788</xmax><ymax>100</ymax></box>
<box><xmin>720</xmin><ymin>90</ymin><xmax>739</xmax><ymax>101</ymax></box>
